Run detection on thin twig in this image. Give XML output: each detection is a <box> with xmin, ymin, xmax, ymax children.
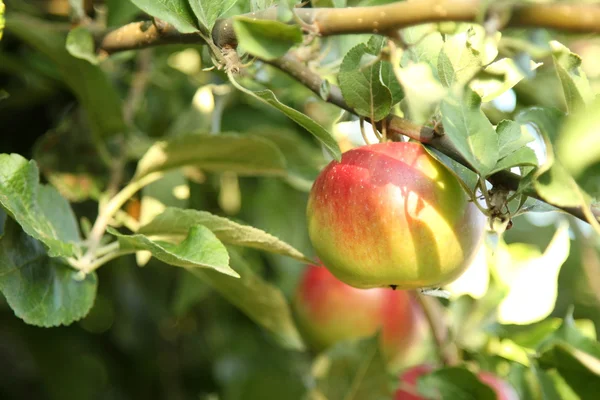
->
<box><xmin>80</xmin><ymin>172</ymin><xmax>163</xmax><ymax>266</ymax></box>
<box><xmin>414</xmin><ymin>292</ymin><xmax>459</xmax><ymax>366</ymax></box>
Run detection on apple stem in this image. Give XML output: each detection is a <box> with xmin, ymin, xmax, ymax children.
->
<box><xmin>359</xmin><ymin>117</ymin><xmax>372</xmax><ymax>145</ymax></box>
<box><xmin>414</xmin><ymin>292</ymin><xmax>460</xmax><ymax>366</ymax></box>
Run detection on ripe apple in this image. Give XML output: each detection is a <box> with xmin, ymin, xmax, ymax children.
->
<box><xmin>293</xmin><ymin>263</ymin><xmax>424</xmax><ymax>367</ymax></box>
<box><xmin>306</xmin><ymin>141</ymin><xmax>486</xmax><ymax>289</ymax></box>
<box><xmin>395</xmin><ymin>365</ymin><xmax>519</xmax><ymax>400</ymax></box>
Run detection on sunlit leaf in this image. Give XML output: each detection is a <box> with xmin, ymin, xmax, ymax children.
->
<box><xmin>109</xmin><ymin>225</ymin><xmax>238</xmax><ymax>277</ymax></box>
<box><xmin>129</xmin><ymin>0</ymin><xmax>198</xmax><ymax>33</ymax></box>
<box><xmin>496</xmin><ymin>223</ymin><xmax>570</xmax><ymax>325</ymax></box>
<box><xmin>445</xmin><ymin>244</ymin><xmax>489</xmax><ymax>300</ymax></box>
<box><xmin>0</xmin><ymin>218</ymin><xmax>96</xmax><ymax>327</ymax></box>
<box><xmin>440</xmin><ymin>89</ymin><xmax>498</xmax><ymax>176</ymax></box>
<box><xmin>397</xmin><ymin>63</ymin><xmax>446</xmax><ymax>124</ymax></box>
<box><xmin>229</xmin><ymin>77</ymin><xmax>342</xmax><ymax>161</ymax></box>
<box><xmin>438</xmin><ymin>30</ymin><xmax>481</xmax><ymax>87</ymax></box>
<box><xmin>133</xmin><ymin>133</ymin><xmax>287</xmax><ymax>181</ymax></box>
<box><xmin>0</xmin><ymin>154</ymin><xmax>80</xmax><ymax>258</ymax></box>
<box><xmin>190</xmin><ymin>0</ymin><xmax>237</xmax><ymax>31</ymax></box>
<box><xmin>367</xmin><ymin>36</ymin><xmax>403</xmax><ymax>106</ymax></box>
<box><xmin>556</xmin><ymin>97</ymin><xmax>600</xmax><ymax>198</ymax></box>
<box><xmin>138</xmin><ymin>207</ymin><xmax>312</xmax><ymax>263</ymax></box>
<box><xmin>338</xmin><ymin>39</ymin><xmax>392</xmax><ymax>121</ymax></box>
<box><xmin>0</xmin><ymin>0</ymin><xmax>5</xmax><ymax>41</ymax></box>
<box><xmin>537</xmin><ymin>313</ymin><xmax>600</xmax><ymax>399</ymax></box>
<box><xmin>551</xmin><ymin>41</ymin><xmax>593</xmax><ymax>113</ymax></box>
<box><xmin>401</xmin><ymin>27</ymin><xmax>443</xmax><ymax>74</ymax></box>
<box><xmin>423</xmin><ymin>145</ymin><xmax>478</xmax><ymax>194</ymax></box>
<box><xmin>471</xmin><ymin>58</ymin><xmax>542</xmax><ymax>103</ymax></box>
<box><xmin>233</xmin><ymin>17</ymin><xmax>302</xmax><ymax>60</ymax></box>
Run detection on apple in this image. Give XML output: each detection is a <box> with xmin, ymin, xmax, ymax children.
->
<box><xmin>306</xmin><ymin>141</ymin><xmax>486</xmax><ymax>289</ymax></box>
<box><xmin>395</xmin><ymin>365</ymin><xmax>519</xmax><ymax>400</ymax></box>
<box><xmin>293</xmin><ymin>263</ymin><xmax>424</xmax><ymax>367</ymax></box>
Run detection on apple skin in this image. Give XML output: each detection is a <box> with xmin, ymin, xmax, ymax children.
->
<box><xmin>306</xmin><ymin>141</ymin><xmax>486</xmax><ymax>289</ymax></box>
<box><xmin>395</xmin><ymin>365</ymin><xmax>519</xmax><ymax>400</ymax></box>
<box><xmin>293</xmin><ymin>264</ymin><xmax>424</xmax><ymax>367</ymax></box>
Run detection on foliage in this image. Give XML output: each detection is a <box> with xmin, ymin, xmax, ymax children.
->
<box><xmin>1</xmin><ymin>0</ymin><xmax>600</xmax><ymax>399</ymax></box>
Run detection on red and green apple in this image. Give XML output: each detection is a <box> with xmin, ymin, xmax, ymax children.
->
<box><xmin>307</xmin><ymin>141</ymin><xmax>486</xmax><ymax>289</ymax></box>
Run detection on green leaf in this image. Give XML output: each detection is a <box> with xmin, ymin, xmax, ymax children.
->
<box><xmin>490</xmin><ymin>147</ymin><xmax>538</xmax><ymax>175</ymax></box>
<box><xmin>129</xmin><ymin>0</ymin><xmax>198</xmax><ymax>33</ymax></box>
<box><xmin>310</xmin><ymin>335</ymin><xmax>392</xmax><ymax>400</ymax></box>
<box><xmin>440</xmin><ymin>90</ymin><xmax>499</xmax><ymax>176</ymax></box>
<box><xmin>551</xmin><ymin>41</ymin><xmax>593</xmax><ymax>113</ymax></box>
<box><xmin>0</xmin><ymin>208</ymin><xmax>6</xmax><ymax>238</ymax></box>
<box><xmin>539</xmin><ymin>312</ymin><xmax>600</xmax><ymax>362</ymax></box>
<box><xmin>190</xmin><ymin>0</ymin><xmax>237</xmax><ymax>31</ymax></box>
<box><xmin>494</xmin><ymin>224</ymin><xmax>569</xmax><ymax>325</ymax></box>
<box><xmin>0</xmin><ymin>154</ymin><xmax>80</xmax><ymax>258</ymax></box>
<box><xmin>188</xmin><ymin>249</ymin><xmax>305</xmax><ymax>350</ymax></box>
<box><xmin>537</xmin><ymin>313</ymin><xmax>600</xmax><ymax>399</ymax></box>
<box><xmin>246</xmin><ymin>178</ymin><xmax>312</xmax><ymax>296</ymax></box>
<box><xmin>541</xmin><ymin>344</ymin><xmax>600</xmax><ymax>398</ymax></box>
<box><xmin>251</xmin><ymin>127</ymin><xmax>325</xmax><ymax>187</ymax></box>
<box><xmin>106</xmin><ymin>0</ymin><xmax>140</xmax><ymax>27</ymax></box>
<box><xmin>515</xmin><ymin>107</ymin><xmax>592</xmax><ymax>209</ymax></box>
<box><xmin>6</xmin><ymin>14</ymin><xmax>126</xmax><ymax>140</ymax></box>
<box><xmin>556</xmin><ymin>97</ymin><xmax>600</xmax><ymax>198</ymax></box>
<box><xmin>512</xmin><ymin>196</ymin><xmax>559</xmax><ymax>217</ymax></box>
<box><xmin>488</xmin><ymin>120</ymin><xmax>538</xmax><ymax>175</ymax></box>
<box><xmin>471</xmin><ymin>58</ymin><xmax>542</xmax><ymax>103</ymax></box>
<box><xmin>531</xmin><ymin>363</ymin><xmax>563</xmax><ymax>400</ymax></box>
<box><xmin>534</xmin><ymin>161</ymin><xmax>589</xmax><ymax>208</ymax></box>
<box><xmin>438</xmin><ymin>31</ymin><xmax>482</xmax><ymax>88</ymax></box>
<box><xmin>0</xmin><ymin>218</ymin><xmax>97</xmax><ymax>327</ymax></box>
<box><xmin>108</xmin><ymin>225</ymin><xmax>238</xmax><ymax>278</ymax></box>
<box><xmin>496</xmin><ymin>120</ymin><xmax>535</xmax><ymax>159</ymax></box>
<box><xmin>397</xmin><ymin>63</ymin><xmax>446</xmax><ymax>124</ymax></box>
<box><xmin>233</xmin><ymin>17</ymin><xmax>302</xmax><ymax>60</ymax></box>
<box><xmin>368</xmin><ymin>36</ymin><xmax>403</xmax><ymax>106</ymax></box>
<box><xmin>0</xmin><ymin>0</ymin><xmax>5</xmax><ymax>41</ymax></box>
<box><xmin>401</xmin><ymin>28</ymin><xmax>443</xmax><ymax>74</ymax></box>
<box><xmin>423</xmin><ymin>145</ymin><xmax>478</xmax><ymax>194</ymax></box>
<box><xmin>65</xmin><ymin>26</ymin><xmax>98</xmax><ymax>65</ymax></box>
<box><xmin>229</xmin><ymin>77</ymin><xmax>341</xmax><ymax>161</ymax></box>
<box><xmin>338</xmin><ymin>40</ymin><xmax>392</xmax><ymax>121</ymax></box>
<box><xmin>417</xmin><ymin>367</ymin><xmax>496</xmax><ymax>399</ymax></box>
<box><xmin>133</xmin><ymin>133</ymin><xmax>287</xmax><ymax>181</ymax></box>
<box><xmin>138</xmin><ymin>207</ymin><xmax>312</xmax><ymax>263</ymax></box>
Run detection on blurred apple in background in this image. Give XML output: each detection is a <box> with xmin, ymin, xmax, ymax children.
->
<box><xmin>293</xmin><ymin>264</ymin><xmax>426</xmax><ymax>369</ymax></box>
<box><xmin>395</xmin><ymin>364</ymin><xmax>519</xmax><ymax>400</ymax></box>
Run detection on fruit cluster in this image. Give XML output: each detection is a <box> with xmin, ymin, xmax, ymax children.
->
<box><xmin>296</xmin><ymin>142</ymin><xmax>517</xmax><ymax>397</ymax></box>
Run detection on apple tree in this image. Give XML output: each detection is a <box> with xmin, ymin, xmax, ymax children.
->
<box><xmin>1</xmin><ymin>0</ymin><xmax>600</xmax><ymax>398</ymax></box>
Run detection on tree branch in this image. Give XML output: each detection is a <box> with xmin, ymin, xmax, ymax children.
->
<box><xmin>269</xmin><ymin>52</ymin><xmax>600</xmax><ymax>224</ymax></box>
<box><xmin>98</xmin><ymin>20</ymin><xmax>204</xmax><ymax>54</ymax></box>
<box><xmin>99</xmin><ymin>2</ymin><xmax>600</xmax><ymax>54</ymax></box>
<box><xmin>95</xmin><ymin>3</ymin><xmax>600</xmax><ymax>225</ymax></box>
